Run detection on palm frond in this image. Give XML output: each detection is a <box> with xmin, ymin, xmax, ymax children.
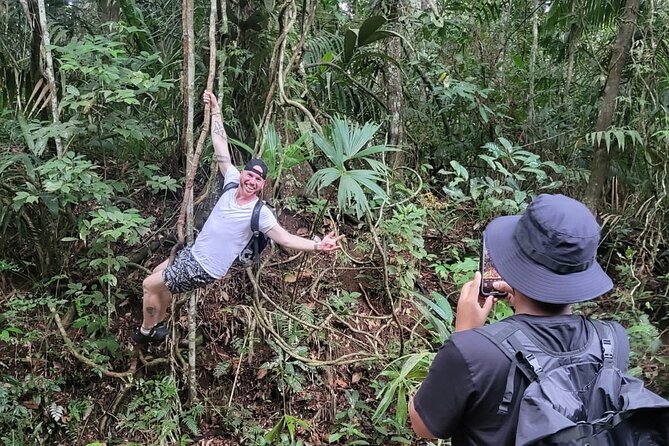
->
<box><xmin>346</xmin><ymin>121</ymin><xmax>382</xmax><ymax>159</ymax></box>
<box><xmin>306</xmin><ymin>167</ymin><xmax>341</xmax><ymax>192</ymax></box>
<box><xmin>545</xmin><ymin>0</ymin><xmax>625</xmax><ymax>30</ymax></box>
<box><xmin>312</xmin><ymin>131</ymin><xmax>340</xmax><ymax>166</ymax></box>
<box><xmin>337</xmin><ymin>174</ymin><xmax>372</xmax><ymax>217</ymax></box>
<box><xmin>356</xmin><ymin>144</ymin><xmax>398</xmax><ymax>159</ymax></box>
<box><xmin>347</xmin><ymin>169</ymin><xmax>387</xmax><ymax>199</ymax></box>
<box><xmin>304</xmin><ymin>31</ymin><xmax>344</xmax><ymax>65</ymax></box>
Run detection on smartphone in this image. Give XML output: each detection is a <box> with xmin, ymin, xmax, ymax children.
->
<box><xmin>480</xmin><ymin>235</ymin><xmax>507</xmax><ymax>298</ymax></box>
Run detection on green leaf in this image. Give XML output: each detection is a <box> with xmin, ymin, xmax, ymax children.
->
<box><xmin>357</xmin><ymin>16</ymin><xmax>387</xmax><ymax>46</ymax></box>
<box><xmin>313</xmin><ymin>130</ymin><xmax>340</xmax><ymax>166</ymax></box>
<box><xmin>396</xmin><ymin>386</ymin><xmax>408</xmax><ymax>424</ymax></box>
<box><xmin>348</xmin><ymin>169</ymin><xmax>386</xmax><ymax>198</ymax></box>
<box><xmin>398</xmin><ymin>352</ymin><xmax>431</xmax><ymax>381</ymax></box>
<box><xmin>498</xmin><ymin>137</ymin><xmax>513</xmax><ymax>152</ymax></box>
<box><xmin>355</xmin><ymin>143</ymin><xmax>398</xmax><ymax>159</ymax></box>
<box><xmin>479</xmin><ymin>105</ymin><xmax>489</xmax><ymax>123</ymax></box>
<box><xmin>614</xmin><ymin>130</ymin><xmax>625</xmax><ymax>151</ymax></box>
<box><xmin>520</xmin><ymin>167</ymin><xmax>547</xmax><ymax>179</ymax></box>
<box><xmin>343</xmin><ymin>28</ymin><xmax>358</xmax><ymax>64</ymax></box>
<box><xmin>450</xmin><ymin>160</ymin><xmax>469</xmax><ymax>180</ymax></box>
<box><xmin>17</xmin><ymin>114</ymin><xmax>35</xmax><ymax>153</ymax></box>
<box><xmin>228</xmin><ymin>137</ymin><xmax>253</xmax><ymax>155</ymax></box>
<box><xmin>372</xmin><ymin>380</ymin><xmax>399</xmax><ymax>421</ymax></box>
<box><xmin>479</xmin><ymin>154</ymin><xmax>496</xmax><ymax>169</ymax></box>
<box><xmin>307</xmin><ymin>167</ymin><xmax>341</xmax><ymax>191</ymax></box>
<box><xmin>604</xmin><ymin>130</ymin><xmax>612</xmax><ymax>151</ymax></box>
<box><xmin>413</xmin><ymin>292</ymin><xmax>453</xmax><ymax>325</ymax></box>
<box><xmin>359</xmin><ymin>30</ymin><xmax>400</xmax><ymax>47</ymax></box>
<box><xmin>328</xmin><ymin>432</ymin><xmax>345</xmax><ymax>443</ymax></box>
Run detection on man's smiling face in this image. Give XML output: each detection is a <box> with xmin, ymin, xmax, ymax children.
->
<box><xmin>239</xmin><ymin>168</ymin><xmax>266</xmax><ymax>195</ymax></box>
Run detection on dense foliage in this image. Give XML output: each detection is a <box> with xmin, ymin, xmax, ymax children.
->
<box><xmin>1</xmin><ymin>0</ymin><xmax>668</xmax><ymax>444</ymax></box>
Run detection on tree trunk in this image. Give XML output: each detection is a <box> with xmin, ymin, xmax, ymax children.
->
<box><xmin>583</xmin><ymin>0</ymin><xmax>640</xmax><ymax>212</ymax></box>
<box><xmin>36</xmin><ymin>0</ymin><xmax>63</xmax><ymax>157</ymax></box>
<box><xmin>386</xmin><ymin>0</ymin><xmax>405</xmax><ymax>168</ymax></box>
<box><xmin>27</xmin><ymin>0</ymin><xmax>41</xmax><ymax>90</ymax></box>
<box><xmin>180</xmin><ymin>0</ymin><xmax>196</xmax><ymax>403</ymax></box>
<box><xmin>528</xmin><ymin>0</ymin><xmax>539</xmax><ymax>122</ymax></box>
<box><xmin>195</xmin><ymin>0</ymin><xmax>232</xmax><ymax>225</ymax></box>
<box><xmin>563</xmin><ymin>2</ymin><xmax>580</xmax><ymax>99</ymax></box>
<box><xmin>186</xmin><ymin>0</ymin><xmax>218</xmax><ymax>406</ymax></box>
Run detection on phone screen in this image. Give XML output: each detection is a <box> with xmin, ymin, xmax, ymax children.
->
<box><xmin>480</xmin><ymin>236</ymin><xmax>506</xmax><ymax>297</ymax></box>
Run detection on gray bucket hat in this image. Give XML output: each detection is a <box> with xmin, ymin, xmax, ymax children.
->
<box><xmin>484</xmin><ymin>194</ymin><xmax>613</xmax><ymax>304</ymax></box>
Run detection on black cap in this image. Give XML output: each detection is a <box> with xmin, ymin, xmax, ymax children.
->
<box><xmin>244</xmin><ymin>158</ymin><xmax>268</xmax><ymax>179</ymax></box>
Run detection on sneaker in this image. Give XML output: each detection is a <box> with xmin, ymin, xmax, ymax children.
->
<box><xmin>131</xmin><ymin>321</ymin><xmax>169</xmax><ymax>345</ymax></box>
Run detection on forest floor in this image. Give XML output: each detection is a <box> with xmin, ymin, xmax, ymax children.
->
<box><xmin>2</xmin><ymin>184</ymin><xmax>669</xmax><ymax>445</ymax></box>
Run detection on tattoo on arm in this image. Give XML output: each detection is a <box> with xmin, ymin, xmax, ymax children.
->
<box><xmin>147</xmin><ymin>307</ymin><xmax>157</xmax><ymax>316</ymax></box>
<box><xmin>213</xmin><ymin>121</ymin><xmax>227</xmax><ymax>138</ymax></box>
<box><xmin>215</xmin><ymin>155</ymin><xmax>231</xmax><ymax>164</ymax></box>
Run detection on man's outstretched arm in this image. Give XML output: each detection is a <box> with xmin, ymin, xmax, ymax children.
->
<box><xmin>203</xmin><ymin>90</ymin><xmax>232</xmax><ymax>175</ymax></box>
<box><xmin>265</xmin><ymin>226</ymin><xmax>344</xmax><ymax>253</ymax></box>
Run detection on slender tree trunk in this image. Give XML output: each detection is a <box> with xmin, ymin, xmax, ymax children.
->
<box><xmin>186</xmin><ymin>0</ymin><xmax>218</xmax><ymax>406</ymax></box>
<box><xmin>179</xmin><ymin>0</ymin><xmax>196</xmax><ymax>403</ymax></box>
<box><xmin>196</xmin><ymin>0</ymin><xmax>232</xmax><ymax>226</ymax></box>
<box><xmin>195</xmin><ymin>0</ymin><xmax>231</xmax><ymax>225</ymax></box>
<box><xmin>386</xmin><ymin>0</ymin><xmax>405</xmax><ymax>168</ymax></box>
<box><xmin>528</xmin><ymin>0</ymin><xmax>539</xmax><ymax>121</ymax></box>
<box><xmin>563</xmin><ymin>2</ymin><xmax>580</xmax><ymax>99</ymax></box>
<box><xmin>583</xmin><ymin>0</ymin><xmax>640</xmax><ymax>212</ymax></box>
<box><xmin>36</xmin><ymin>0</ymin><xmax>63</xmax><ymax>157</ymax></box>
<box><xmin>27</xmin><ymin>0</ymin><xmax>41</xmax><ymax>90</ymax></box>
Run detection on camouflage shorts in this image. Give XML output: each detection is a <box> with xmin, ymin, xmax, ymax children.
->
<box><xmin>163</xmin><ymin>247</ymin><xmax>216</xmax><ymax>294</ymax></box>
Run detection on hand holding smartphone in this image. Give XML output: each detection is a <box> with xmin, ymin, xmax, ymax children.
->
<box><xmin>480</xmin><ymin>234</ymin><xmax>508</xmax><ymax>298</ymax></box>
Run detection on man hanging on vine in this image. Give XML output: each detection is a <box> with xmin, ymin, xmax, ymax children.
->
<box><xmin>132</xmin><ymin>91</ymin><xmax>344</xmax><ymax>345</ymax></box>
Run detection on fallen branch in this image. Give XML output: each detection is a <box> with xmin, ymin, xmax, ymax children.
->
<box><xmin>227</xmin><ymin>329</ymin><xmax>250</xmax><ymax>408</ymax></box>
<box><xmin>48</xmin><ymin>303</ymin><xmax>137</xmax><ymax>379</ymax></box>
<box><xmin>99</xmin><ymin>381</ymin><xmax>133</xmax><ymax>433</ymax></box>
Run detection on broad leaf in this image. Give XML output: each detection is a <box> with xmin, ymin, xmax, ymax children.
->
<box><xmin>343</xmin><ymin>28</ymin><xmax>358</xmax><ymax>64</ymax></box>
<box><xmin>357</xmin><ymin>16</ymin><xmax>387</xmax><ymax>46</ymax></box>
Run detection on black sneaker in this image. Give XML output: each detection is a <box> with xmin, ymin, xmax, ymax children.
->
<box><xmin>131</xmin><ymin>321</ymin><xmax>169</xmax><ymax>345</ymax></box>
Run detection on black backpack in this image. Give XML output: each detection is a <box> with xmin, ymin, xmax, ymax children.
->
<box><xmin>475</xmin><ymin>318</ymin><xmax>669</xmax><ymax>446</ymax></box>
<box><xmin>223</xmin><ymin>182</ymin><xmax>271</xmax><ymax>266</ymax></box>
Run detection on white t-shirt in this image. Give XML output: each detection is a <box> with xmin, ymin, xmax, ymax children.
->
<box><xmin>191</xmin><ymin>166</ymin><xmax>278</xmax><ymax>278</ymax></box>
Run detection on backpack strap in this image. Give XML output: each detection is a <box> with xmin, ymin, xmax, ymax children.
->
<box><xmin>507</xmin><ymin>334</ymin><xmax>546</xmax><ymax>381</ymax></box>
<box><xmin>222</xmin><ymin>181</ymin><xmax>265</xmax><ymax>236</ymax></box>
<box><xmin>475</xmin><ymin>321</ymin><xmax>520</xmax><ymax>363</ymax></box>
<box><xmin>250</xmin><ymin>199</ymin><xmax>264</xmax><ymax>233</ymax></box>
<box><xmin>591</xmin><ymin>319</ymin><xmax>616</xmax><ymax>368</ymax></box>
<box><xmin>475</xmin><ymin>322</ymin><xmax>544</xmax><ymax>414</ymax></box>
<box><xmin>250</xmin><ymin>199</ymin><xmax>265</xmax><ymax>258</ymax></box>
<box><xmin>223</xmin><ymin>181</ymin><xmax>238</xmax><ymax>194</ymax></box>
